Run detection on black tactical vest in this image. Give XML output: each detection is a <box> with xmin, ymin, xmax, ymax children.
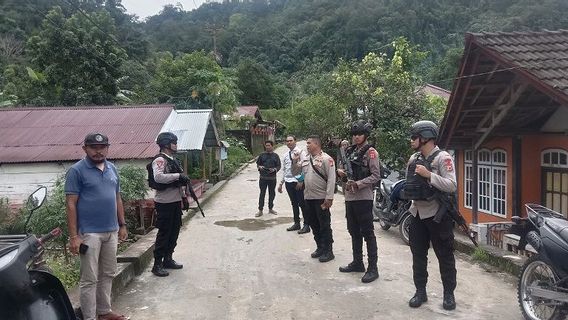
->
<box><xmin>404</xmin><ymin>150</ymin><xmax>441</xmax><ymax>201</ymax></box>
<box><xmin>346</xmin><ymin>144</ymin><xmax>373</xmax><ymax>181</ymax></box>
<box><xmin>147</xmin><ymin>154</ymin><xmax>184</xmax><ymax>191</ymax></box>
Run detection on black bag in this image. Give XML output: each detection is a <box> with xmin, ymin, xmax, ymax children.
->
<box><xmin>147</xmin><ymin>155</ymin><xmax>180</xmax><ymax>191</ymax></box>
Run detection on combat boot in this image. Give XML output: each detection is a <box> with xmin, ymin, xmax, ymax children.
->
<box><xmin>310</xmin><ymin>246</ymin><xmax>323</xmax><ymax>258</ymax></box>
<box><xmin>408</xmin><ymin>289</ymin><xmax>428</xmax><ymax>308</ymax></box>
<box><xmin>361</xmin><ymin>265</ymin><xmax>379</xmax><ymax>283</ymax></box>
<box><xmin>298</xmin><ymin>224</ymin><xmax>310</xmax><ymax>234</ymax></box>
<box><xmin>151</xmin><ymin>258</ymin><xmax>169</xmax><ymax>277</ymax></box>
<box><xmin>286</xmin><ymin>223</ymin><xmax>300</xmax><ymax>231</ymax></box>
<box><xmin>339</xmin><ymin>261</ymin><xmax>365</xmax><ymax>273</ymax></box>
<box><xmin>318</xmin><ymin>244</ymin><xmax>334</xmax><ymax>263</ymax></box>
<box><xmin>443</xmin><ymin>292</ymin><xmax>456</xmax><ymax>310</ymax></box>
<box><xmin>163</xmin><ymin>254</ymin><xmax>183</xmax><ymax>269</ymax></box>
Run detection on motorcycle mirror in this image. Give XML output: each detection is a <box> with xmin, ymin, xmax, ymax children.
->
<box><xmin>23</xmin><ymin>186</ymin><xmax>47</xmax><ymax>232</ymax></box>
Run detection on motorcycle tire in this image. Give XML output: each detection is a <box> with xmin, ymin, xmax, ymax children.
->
<box><xmin>399</xmin><ymin>214</ymin><xmax>412</xmax><ymax>246</ymax></box>
<box><xmin>518</xmin><ymin>254</ymin><xmax>564</xmax><ymax>320</ymax></box>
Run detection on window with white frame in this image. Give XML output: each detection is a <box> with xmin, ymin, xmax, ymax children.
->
<box><xmin>464</xmin><ymin>150</ymin><xmax>473</xmax><ymax>208</ymax></box>
<box><xmin>463</xmin><ymin>149</ymin><xmax>507</xmax><ymax>216</ymax></box>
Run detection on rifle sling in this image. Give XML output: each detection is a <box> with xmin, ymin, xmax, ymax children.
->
<box><xmin>309</xmin><ymin>157</ymin><xmax>328</xmax><ymax>182</ymax></box>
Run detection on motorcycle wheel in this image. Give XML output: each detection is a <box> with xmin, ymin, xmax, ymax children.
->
<box><xmin>399</xmin><ymin>213</ymin><xmax>412</xmax><ymax>246</ymax></box>
<box><xmin>373</xmin><ymin>190</ymin><xmax>391</xmax><ymax>230</ymax></box>
<box><xmin>518</xmin><ymin>255</ymin><xmax>563</xmax><ymax>320</ymax></box>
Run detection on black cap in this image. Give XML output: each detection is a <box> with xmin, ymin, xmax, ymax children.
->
<box><xmin>84</xmin><ymin>133</ymin><xmax>110</xmax><ymax>146</ymax></box>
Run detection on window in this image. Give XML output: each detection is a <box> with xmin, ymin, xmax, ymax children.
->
<box><xmin>541</xmin><ymin>149</ymin><xmax>568</xmax><ymax>217</ymax></box>
<box><xmin>463</xmin><ymin>149</ymin><xmax>507</xmax><ymax>216</ymax></box>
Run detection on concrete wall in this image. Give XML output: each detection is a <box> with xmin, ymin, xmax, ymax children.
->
<box><xmin>0</xmin><ymin>159</ymin><xmax>150</xmax><ymax>206</ymax></box>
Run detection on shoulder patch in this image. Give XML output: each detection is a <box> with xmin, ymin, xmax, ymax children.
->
<box><xmin>155</xmin><ymin>157</ymin><xmax>165</xmax><ymax>170</ymax></box>
<box><xmin>444</xmin><ymin>158</ymin><xmax>453</xmax><ymax>172</ymax></box>
<box><xmin>328</xmin><ymin>158</ymin><xmax>335</xmax><ymax>167</ymax></box>
<box><xmin>369</xmin><ymin>148</ymin><xmax>377</xmax><ymax>159</ymax></box>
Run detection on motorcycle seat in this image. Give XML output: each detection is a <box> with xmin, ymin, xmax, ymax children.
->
<box><xmin>382</xmin><ymin>179</ymin><xmax>394</xmax><ymax>194</ymax></box>
<box><xmin>545</xmin><ymin>218</ymin><xmax>568</xmax><ymax>243</ymax></box>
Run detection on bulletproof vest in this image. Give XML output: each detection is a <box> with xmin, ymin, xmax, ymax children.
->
<box><xmin>147</xmin><ymin>154</ymin><xmax>184</xmax><ymax>191</ymax></box>
<box><xmin>347</xmin><ymin>144</ymin><xmax>373</xmax><ymax>181</ymax></box>
<box><xmin>404</xmin><ymin>150</ymin><xmax>441</xmax><ymax>201</ymax></box>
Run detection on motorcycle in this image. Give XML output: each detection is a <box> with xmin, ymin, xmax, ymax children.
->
<box><xmin>373</xmin><ymin>166</ymin><xmax>412</xmax><ymax>245</ymax></box>
<box><xmin>513</xmin><ymin>203</ymin><xmax>568</xmax><ymax>320</ymax></box>
<box><xmin>0</xmin><ymin>186</ymin><xmax>77</xmax><ymax>319</ymax></box>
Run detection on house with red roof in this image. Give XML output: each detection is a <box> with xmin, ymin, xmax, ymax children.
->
<box><xmin>438</xmin><ymin>30</ymin><xmax>568</xmax><ymax>239</ymax></box>
<box><xmin>0</xmin><ymin>105</ymin><xmax>220</xmax><ymax>204</ymax></box>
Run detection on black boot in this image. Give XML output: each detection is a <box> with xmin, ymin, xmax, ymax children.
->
<box><xmin>311</xmin><ymin>246</ymin><xmax>323</xmax><ymax>258</ymax></box>
<box><xmin>339</xmin><ymin>261</ymin><xmax>365</xmax><ymax>273</ymax></box>
<box><xmin>361</xmin><ymin>265</ymin><xmax>379</xmax><ymax>283</ymax></box>
<box><xmin>298</xmin><ymin>224</ymin><xmax>310</xmax><ymax>234</ymax></box>
<box><xmin>318</xmin><ymin>244</ymin><xmax>335</xmax><ymax>263</ymax></box>
<box><xmin>151</xmin><ymin>258</ymin><xmax>169</xmax><ymax>277</ymax></box>
<box><xmin>408</xmin><ymin>289</ymin><xmax>427</xmax><ymax>308</ymax></box>
<box><xmin>286</xmin><ymin>223</ymin><xmax>300</xmax><ymax>231</ymax></box>
<box><xmin>443</xmin><ymin>292</ymin><xmax>456</xmax><ymax>310</ymax></box>
<box><xmin>163</xmin><ymin>254</ymin><xmax>183</xmax><ymax>269</ymax></box>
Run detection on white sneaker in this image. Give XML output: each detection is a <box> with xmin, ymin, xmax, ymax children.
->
<box><xmin>255</xmin><ymin>210</ymin><xmax>263</xmax><ymax>217</ymax></box>
<box><xmin>269</xmin><ymin>209</ymin><xmax>278</xmax><ymax>215</ymax></box>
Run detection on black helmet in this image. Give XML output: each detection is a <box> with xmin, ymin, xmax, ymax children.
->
<box><xmin>350</xmin><ymin>120</ymin><xmax>373</xmax><ymax>136</ymax></box>
<box><xmin>410</xmin><ymin>121</ymin><xmax>438</xmax><ymax>140</ymax></box>
<box><xmin>156</xmin><ymin>132</ymin><xmax>178</xmax><ymax>147</ymax></box>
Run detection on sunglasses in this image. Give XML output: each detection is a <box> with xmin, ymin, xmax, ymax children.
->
<box><xmin>410</xmin><ymin>135</ymin><xmax>420</xmax><ymax>141</ymax></box>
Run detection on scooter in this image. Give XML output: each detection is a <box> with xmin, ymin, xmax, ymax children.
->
<box><xmin>373</xmin><ymin>166</ymin><xmax>412</xmax><ymax>245</ymax></box>
<box><xmin>513</xmin><ymin>203</ymin><xmax>568</xmax><ymax>320</ymax></box>
<box><xmin>0</xmin><ymin>186</ymin><xmax>77</xmax><ymax>319</ymax></box>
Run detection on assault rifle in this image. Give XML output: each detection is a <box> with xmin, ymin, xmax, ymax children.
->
<box><xmin>433</xmin><ymin>192</ymin><xmax>478</xmax><ymax>247</ymax></box>
<box><xmin>186</xmin><ymin>182</ymin><xmax>205</xmax><ymax>217</ymax></box>
<box><xmin>339</xmin><ymin>147</ymin><xmax>356</xmax><ymax>192</ymax></box>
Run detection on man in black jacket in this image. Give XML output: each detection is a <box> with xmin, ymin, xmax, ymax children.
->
<box><xmin>256</xmin><ymin>141</ymin><xmax>281</xmax><ymax>217</ymax></box>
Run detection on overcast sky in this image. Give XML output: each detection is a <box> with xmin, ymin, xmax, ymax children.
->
<box><xmin>121</xmin><ymin>0</ymin><xmax>209</xmax><ymax>19</ymax></box>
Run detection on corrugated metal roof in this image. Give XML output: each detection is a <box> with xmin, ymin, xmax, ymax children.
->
<box><xmin>0</xmin><ymin>105</ymin><xmax>174</xmax><ymax>163</ymax></box>
<box><xmin>160</xmin><ymin>109</ymin><xmax>220</xmax><ymax>151</ymax></box>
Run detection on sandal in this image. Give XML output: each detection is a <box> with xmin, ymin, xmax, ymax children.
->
<box><xmin>98</xmin><ymin>312</ymin><xmax>130</xmax><ymax>320</ymax></box>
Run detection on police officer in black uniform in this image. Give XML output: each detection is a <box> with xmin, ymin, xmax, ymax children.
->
<box><xmin>337</xmin><ymin>120</ymin><xmax>381</xmax><ymax>283</ymax></box>
<box><xmin>404</xmin><ymin>121</ymin><xmax>458</xmax><ymax>310</ymax></box>
<box><xmin>149</xmin><ymin>132</ymin><xmax>190</xmax><ymax>277</ymax></box>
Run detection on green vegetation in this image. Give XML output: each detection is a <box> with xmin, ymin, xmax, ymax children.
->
<box><xmin>223</xmin><ymin>137</ymin><xmax>253</xmax><ymax>178</ymax></box>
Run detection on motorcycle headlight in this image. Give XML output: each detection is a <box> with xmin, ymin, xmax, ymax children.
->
<box><xmin>0</xmin><ymin>248</ymin><xmax>19</xmax><ymax>269</ymax></box>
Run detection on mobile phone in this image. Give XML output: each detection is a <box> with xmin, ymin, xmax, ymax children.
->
<box><xmin>79</xmin><ymin>243</ymin><xmax>89</xmax><ymax>255</ymax></box>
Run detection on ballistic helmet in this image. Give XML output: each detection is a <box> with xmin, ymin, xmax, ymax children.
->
<box><xmin>350</xmin><ymin>120</ymin><xmax>373</xmax><ymax>136</ymax></box>
<box><xmin>156</xmin><ymin>132</ymin><xmax>178</xmax><ymax>147</ymax></box>
<box><xmin>410</xmin><ymin>121</ymin><xmax>438</xmax><ymax>140</ymax></box>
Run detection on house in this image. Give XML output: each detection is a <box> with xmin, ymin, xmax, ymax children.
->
<box><xmin>235</xmin><ymin>105</ymin><xmax>262</xmax><ymax>121</ymax></box>
<box><xmin>227</xmin><ymin>105</ymin><xmax>277</xmax><ymax>155</ymax></box>
<box><xmin>420</xmin><ymin>84</ymin><xmax>451</xmax><ymax>100</ymax></box>
<box><xmin>0</xmin><ymin>105</ymin><xmax>220</xmax><ymax>205</ymax></box>
<box><xmin>438</xmin><ymin>30</ymin><xmax>568</xmax><ymax>230</ymax></box>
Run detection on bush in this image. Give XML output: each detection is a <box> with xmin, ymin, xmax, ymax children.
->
<box><xmin>222</xmin><ymin>137</ymin><xmax>253</xmax><ymax>178</ymax></box>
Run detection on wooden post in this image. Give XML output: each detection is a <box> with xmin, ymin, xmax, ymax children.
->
<box><xmin>513</xmin><ymin>136</ymin><xmax>522</xmax><ymax>217</ymax></box>
<box><xmin>208</xmin><ymin>147</ymin><xmax>213</xmax><ymax>178</ymax></box>
<box><xmin>201</xmin><ymin>148</ymin><xmax>206</xmax><ymax>179</ymax></box>
<box><xmin>472</xmin><ymin>148</ymin><xmax>479</xmax><ymax>224</ymax></box>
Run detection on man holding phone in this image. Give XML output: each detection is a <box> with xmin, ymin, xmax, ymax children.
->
<box><xmin>65</xmin><ymin>133</ymin><xmax>128</xmax><ymax>320</ymax></box>
<box><xmin>255</xmin><ymin>140</ymin><xmax>281</xmax><ymax>217</ymax></box>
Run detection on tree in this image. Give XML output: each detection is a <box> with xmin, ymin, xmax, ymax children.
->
<box><xmin>235</xmin><ymin>59</ymin><xmax>290</xmax><ymax>108</ymax></box>
<box><xmin>20</xmin><ymin>7</ymin><xmax>127</xmax><ymax>106</ymax></box>
<box><xmin>151</xmin><ymin>51</ymin><xmax>238</xmax><ymax>113</ymax></box>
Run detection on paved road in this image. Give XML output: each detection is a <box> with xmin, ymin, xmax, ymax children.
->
<box><xmin>114</xmin><ymin>143</ymin><xmax>522</xmax><ymax>320</ymax></box>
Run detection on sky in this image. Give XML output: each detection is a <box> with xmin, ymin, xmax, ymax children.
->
<box><xmin>121</xmin><ymin>0</ymin><xmax>209</xmax><ymax>19</ymax></box>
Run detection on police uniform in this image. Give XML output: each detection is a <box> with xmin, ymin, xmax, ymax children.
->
<box><xmin>297</xmin><ymin>151</ymin><xmax>337</xmax><ymax>262</ymax></box>
<box><xmin>406</xmin><ymin>146</ymin><xmax>457</xmax><ymax>299</ymax></box>
<box><xmin>152</xmin><ymin>153</ymin><xmax>187</xmax><ymax>271</ymax></box>
<box><xmin>340</xmin><ymin>142</ymin><xmax>381</xmax><ymax>279</ymax></box>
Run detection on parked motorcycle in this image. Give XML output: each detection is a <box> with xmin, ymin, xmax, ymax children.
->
<box><xmin>513</xmin><ymin>203</ymin><xmax>568</xmax><ymax>320</ymax></box>
<box><xmin>373</xmin><ymin>166</ymin><xmax>412</xmax><ymax>245</ymax></box>
<box><xmin>0</xmin><ymin>187</ymin><xmax>77</xmax><ymax>319</ymax></box>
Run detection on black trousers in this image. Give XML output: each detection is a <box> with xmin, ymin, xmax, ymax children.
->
<box><xmin>345</xmin><ymin>200</ymin><xmax>378</xmax><ymax>266</ymax></box>
<box><xmin>258</xmin><ymin>179</ymin><xmax>277</xmax><ymax>210</ymax></box>
<box><xmin>304</xmin><ymin>199</ymin><xmax>333</xmax><ymax>250</ymax></box>
<box><xmin>153</xmin><ymin>201</ymin><xmax>182</xmax><ymax>260</ymax></box>
<box><xmin>285</xmin><ymin>182</ymin><xmax>306</xmax><ymax>225</ymax></box>
<box><xmin>409</xmin><ymin>213</ymin><xmax>457</xmax><ymax>294</ymax></box>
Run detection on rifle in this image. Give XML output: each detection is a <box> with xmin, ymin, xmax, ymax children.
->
<box><xmin>433</xmin><ymin>192</ymin><xmax>478</xmax><ymax>247</ymax></box>
<box><xmin>339</xmin><ymin>147</ymin><xmax>356</xmax><ymax>191</ymax></box>
<box><xmin>186</xmin><ymin>183</ymin><xmax>205</xmax><ymax>217</ymax></box>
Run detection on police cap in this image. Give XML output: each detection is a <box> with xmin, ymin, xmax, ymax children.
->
<box><xmin>84</xmin><ymin>133</ymin><xmax>109</xmax><ymax>146</ymax></box>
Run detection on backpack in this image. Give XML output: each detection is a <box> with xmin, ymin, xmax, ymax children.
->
<box><xmin>147</xmin><ymin>155</ymin><xmax>180</xmax><ymax>191</ymax></box>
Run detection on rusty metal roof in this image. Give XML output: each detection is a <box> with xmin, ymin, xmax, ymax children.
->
<box><xmin>0</xmin><ymin>105</ymin><xmax>174</xmax><ymax>163</ymax></box>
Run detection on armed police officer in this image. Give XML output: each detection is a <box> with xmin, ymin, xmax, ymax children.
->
<box><xmin>404</xmin><ymin>121</ymin><xmax>458</xmax><ymax>310</ymax></box>
<box><xmin>149</xmin><ymin>132</ymin><xmax>190</xmax><ymax>277</ymax></box>
<box><xmin>337</xmin><ymin>120</ymin><xmax>381</xmax><ymax>283</ymax></box>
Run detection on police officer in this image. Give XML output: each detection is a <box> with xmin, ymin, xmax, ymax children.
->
<box><xmin>337</xmin><ymin>120</ymin><xmax>381</xmax><ymax>283</ymax></box>
<box><xmin>150</xmin><ymin>132</ymin><xmax>190</xmax><ymax>277</ymax></box>
<box><xmin>404</xmin><ymin>121</ymin><xmax>458</xmax><ymax>310</ymax></box>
